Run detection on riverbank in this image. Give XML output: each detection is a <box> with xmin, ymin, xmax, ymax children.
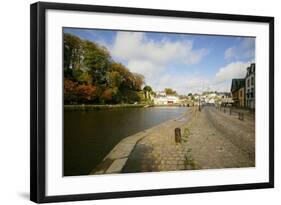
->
<box><xmin>64</xmin><ymin>104</ymin><xmax>146</xmax><ymax>110</ymax></box>
<box><xmin>90</xmin><ymin>108</ymin><xmax>193</xmax><ymax>174</ymax></box>
<box><xmin>64</xmin><ymin>103</ymin><xmax>188</xmax><ymax>110</ymax></box>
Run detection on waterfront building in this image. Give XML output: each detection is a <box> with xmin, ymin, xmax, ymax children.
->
<box><xmin>153</xmin><ymin>91</ymin><xmax>179</xmax><ymax>105</ymax></box>
<box><xmin>231</xmin><ymin>79</ymin><xmax>245</xmax><ymax>107</ymax></box>
<box><xmin>245</xmin><ymin>63</ymin><xmax>255</xmax><ymax>109</ymax></box>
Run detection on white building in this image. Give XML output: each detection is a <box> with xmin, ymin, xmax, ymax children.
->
<box><xmin>153</xmin><ymin>91</ymin><xmax>179</xmax><ymax>105</ymax></box>
<box><xmin>166</xmin><ymin>95</ymin><xmax>179</xmax><ymax>104</ymax></box>
<box><xmin>208</xmin><ymin>98</ymin><xmax>215</xmax><ymax>104</ymax></box>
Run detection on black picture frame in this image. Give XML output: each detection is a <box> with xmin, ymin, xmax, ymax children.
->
<box><xmin>30</xmin><ymin>1</ymin><xmax>274</xmax><ymax>203</ymax></box>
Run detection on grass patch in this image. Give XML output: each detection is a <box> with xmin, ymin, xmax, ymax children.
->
<box><xmin>181</xmin><ymin>127</ymin><xmax>190</xmax><ymax>143</ymax></box>
<box><xmin>184</xmin><ymin>148</ymin><xmax>197</xmax><ymax>170</ymax></box>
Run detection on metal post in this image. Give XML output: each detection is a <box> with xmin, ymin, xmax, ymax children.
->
<box><xmin>175</xmin><ymin>128</ymin><xmax>181</xmax><ymax>143</ymax></box>
<box><xmin>198</xmin><ymin>97</ymin><xmax>201</xmax><ymax>112</ymax></box>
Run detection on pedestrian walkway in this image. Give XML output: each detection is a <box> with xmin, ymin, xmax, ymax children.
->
<box><xmin>90</xmin><ymin>106</ymin><xmax>255</xmax><ymax>175</ymax></box>
<box><xmin>186</xmin><ymin>106</ymin><xmax>255</xmax><ymax>170</ymax></box>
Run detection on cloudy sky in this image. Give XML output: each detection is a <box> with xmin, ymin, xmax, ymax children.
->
<box><xmin>64</xmin><ymin>28</ymin><xmax>255</xmax><ymax>94</ymax></box>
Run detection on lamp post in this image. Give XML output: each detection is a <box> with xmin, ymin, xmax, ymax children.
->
<box><xmin>198</xmin><ymin>96</ymin><xmax>201</xmax><ymax>112</ymax></box>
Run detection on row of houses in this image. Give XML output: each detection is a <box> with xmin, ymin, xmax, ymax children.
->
<box><xmin>198</xmin><ymin>92</ymin><xmax>232</xmax><ymax>105</ymax></box>
<box><xmin>153</xmin><ymin>91</ymin><xmax>180</xmax><ymax>105</ymax></box>
<box><xmin>231</xmin><ymin>63</ymin><xmax>255</xmax><ymax>109</ymax></box>
<box><xmin>152</xmin><ymin>91</ymin><xmax>232</xmax><ymax>106</ymax></box>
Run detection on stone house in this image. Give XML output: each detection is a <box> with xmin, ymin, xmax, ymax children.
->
<box><xmin>231</xmin><ymin>79</ymin><xmax>245</xmax><ymax>107</ymax></box>
<box><xmin>245</xmin><ymin>63</ymin><xmax>255</xmax><ymax>109</ymax></box>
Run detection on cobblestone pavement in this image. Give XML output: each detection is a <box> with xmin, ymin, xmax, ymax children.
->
<box><xmin>185</xmin><ymin>106</ymin><xmax>255</xmax><ymax>170</ymax></box>
<box><xmin>122</xmin><ymin>106</ymin><xmax>255</xmax><ymax>173</ymax></box>
<box><xmin>90</xmin><ymin>108</ymin><xmax>193</xmax><ymax>174</ymax></box>
<box><xmin>122</xmin><ymin>108</ymin><xmax>195</xmax><ymax>173</ymax></box>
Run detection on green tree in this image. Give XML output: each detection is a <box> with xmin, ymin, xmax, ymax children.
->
<box><xmin>106</xmin><ymin>71</ymin><xmax>122</xmax><ymax>88</ymax></box>
<box><xmin>82</xmin><ymin>40</ymin><xmax>112</xmax><ymax>84</ymax></box>
<box><xmin>76</xmin><ymin>71</ymin><xmax>93</xmax><ymax>84</ymax></box>
<box><xmin>143</xmin><ymin>85</ymin><xmax>153</xmax><ymax>99</ymax></box>
<box><xmin>64</xmin><ymin>33</ymin><xmax>83</xmax><ymax>72</ymax></box>
<box><xmin>164</xmin><ymin>88</ymin><xmax>177</xmax><ymax>95</ymax></box>
<box><xmin>63</xmin><ymin>33</ymin><xmax>146</xmax><ymax>105</ymax></box>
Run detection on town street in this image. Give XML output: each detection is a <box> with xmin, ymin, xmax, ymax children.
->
<box><xmin>185</xmin><ymin>106</ymin><xmax>255</xmax><ymax>170</ymax></box>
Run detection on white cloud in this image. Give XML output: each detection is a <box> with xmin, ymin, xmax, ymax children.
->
<box><xmin>146</xmin><ymin>60</ymin><xmax>252</xmax><ymax>94</ymax></box>
<box><xmin>241</xmin><ymin>38</ymin><xmax>255</xmax><ymax>50</ymax></box>
<box><xmin>211</xmin><ymin>81</ymin><xmax>233</xmax><ymax>93</ymax></box>
<box><xmin>127</xmin><ymin>60</ymin><xmax>160</xmax><ymax>78</ymax></box>
<box><xmin>215</xmin><ymin>61</ymin><xmax>252</xmax><ymax>83</ymax></box>
<box><xmin>103</xmin><ymin>31</ymin><xmax>208</xmax><ymax>94</ymax></box>
<box><xmin>150</xmin><ymin>73</ymin><xmax>211</xmax><ymax>94</ymax></box>
<box><xmin>99</xmin><ymin>32</ymin><xmax>254</xmax><ymax>94</ymax></box>
<box><xmin>224</xmin><ymin>38</ymin><xmax>255</xmax><ymax>60</ymax></box>
<box><xmin>110</xmin><ymin>32</ymin><xmax>207</xmax><ymax>72</ymax></box>
<box><xmin>224</xmin><ymin>47</ymin><xmax>235</xmax><ymax>59</ymax></box>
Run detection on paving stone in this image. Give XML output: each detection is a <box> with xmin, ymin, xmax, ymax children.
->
<box><xmin>111</xmin><ymin>107</ymin><xmax>255</xmax><ymax>174</ymax></box>
<box><xmin>106</xmin><ymin>158</ymin><xmax>128</xmax><ymax>174</ymax></box>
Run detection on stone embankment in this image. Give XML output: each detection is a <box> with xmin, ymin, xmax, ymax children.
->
<box><xmin>90</xmin><ymin>108</ymin><xmax>193</xmax><ymax>174</ymax></box>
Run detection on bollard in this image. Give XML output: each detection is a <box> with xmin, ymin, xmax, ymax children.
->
<box><xmin>175</xmin><ymin>128</ymin><xmax>181</xmax><ymax>144</ymax></box>
<box><xmin>229</xmin><ymin>108</ymin><xmax>232</xmax><ymax>115</ymax></box>
<box><xmin>224</xmin><ymin>108</ymin><xmax>226</xmax><ymax>113</ymax></box>
<box><xmin>238</xmin><ymin>112</ymin><xmax>244</xmax><ymax>120</ymax></box>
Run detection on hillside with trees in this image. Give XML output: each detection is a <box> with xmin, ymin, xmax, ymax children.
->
<box><xmin>63</xmin><ymin>33</ymin><xmax>145</xmax><ymax>105</ymax></box>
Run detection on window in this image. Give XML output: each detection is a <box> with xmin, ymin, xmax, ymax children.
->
<box><xmin>251</xmin><ymin>76</ymin><xmax>254</xmax><ymax>85</ymax></box>
<box><xmin>247</xmin><ymin>79</ymin><xmax>250</xmax><ymax>87</ymax></box>
<box><xmin>240</xmin><ymin>90</ymin><xmax>242</xmax><ymax>97</ymax></box>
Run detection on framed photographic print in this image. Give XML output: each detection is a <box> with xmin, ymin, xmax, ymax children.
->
<box><xmin>30</xmin><ymin>1</ymin><xmax>274</xmax><ymax>203</ymax></box>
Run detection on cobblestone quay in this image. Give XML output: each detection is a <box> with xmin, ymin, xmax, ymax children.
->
<box><xmin>90</xmin><ymin>106</ymin><xmax>255</xmax><ymax>175</ymax></box>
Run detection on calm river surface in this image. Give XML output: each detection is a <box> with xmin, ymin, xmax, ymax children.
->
<box><xmin>64</xmin><ymin>107</ymin><xmax>187</xmax><ymax>176</ymax></box>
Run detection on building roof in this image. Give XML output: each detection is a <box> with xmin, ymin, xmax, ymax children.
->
<box><xmin>231</xmin><ymin>79</ymin><xmax>245</xmax><ymax>92</ymax></box>
<box><xmin>246</xmin><ymin>63</ymin><xmax>255</xmax><ymax>78</ymax></box>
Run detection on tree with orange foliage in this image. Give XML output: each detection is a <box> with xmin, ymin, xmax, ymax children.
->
<box><xmin>64</xmin><ymin>33</ymin><xmax>146</xmax><ymax>105</ymax></box>
<box><xmin>64</xmin><ymin>79</ymin><xmax>78</xmax><ymax>104</ymax></box>
<box><xmin>100</xmin><ymin>88</ymin><xmax>113</xmax><ymax>103</ymax></box>
<box><xmin>77</xmin><ymin>84</ymin><xmax>98</xmax><ymax>102</ymax></box>
<box><xmin>64</xmin><ymin>79</ymin><xmax>98</xmax><ymax>104</ymax></box>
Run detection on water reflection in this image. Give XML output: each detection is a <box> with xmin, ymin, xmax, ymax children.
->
<box><xmin>64</xmin><ymin>107</ymin><xmax>187</xmax><ymax>176</ymax></box>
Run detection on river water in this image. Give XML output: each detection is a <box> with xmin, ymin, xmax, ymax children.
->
<box><xmin>64</xmin><ymin>107</ymin><xmax>187</xmax><ymax>176</ymax></box>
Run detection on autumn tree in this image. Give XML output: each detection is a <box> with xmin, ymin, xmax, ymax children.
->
<box><xmin>64</xmin><ymin>79</ymin><xmax>78</xmax><ymax>104</ymax></box>
<box><xmin>132</xmin><ymin>73</ymin><xmax>144</xmax><ymax>91</ymax></box>
<box><xmin>63</xmin><ymin>33</ymin><xmax>145</xmax><ymax>105</ymax></box>
<box><xmin>76</xmin><ymin>84</ymin><xmax>98</xmax><ymax>102</ymax></box>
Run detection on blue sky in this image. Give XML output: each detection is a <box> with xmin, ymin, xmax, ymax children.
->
<box><xmin>64</xmin><ymin>28</ymin><xmax>255</xmax><ymax>94</ymax></box>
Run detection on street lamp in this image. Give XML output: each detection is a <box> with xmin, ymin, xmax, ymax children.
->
<box><xmin>198</xmin><ymin>96</ymin><xmax>201</xmax><ymax>112</ymax></box>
